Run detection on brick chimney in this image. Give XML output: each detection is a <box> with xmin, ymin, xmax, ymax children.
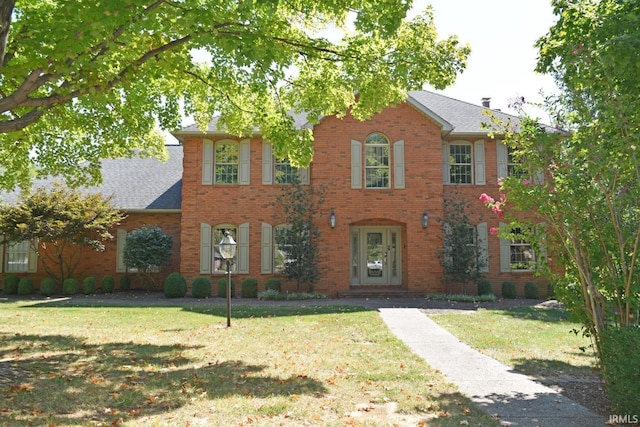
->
<box><xmin>481</xmin><ymin>97</ymin><xmax>491</xmax><ymax>108</ymax></box>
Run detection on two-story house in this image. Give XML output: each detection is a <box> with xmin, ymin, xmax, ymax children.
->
<box><xmin>0</xmin><ymin>91</ymin><xmax>547</xmax><ymax>297</ymax></box>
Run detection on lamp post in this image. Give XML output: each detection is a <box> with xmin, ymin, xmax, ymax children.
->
<box><xmin>219</xmin><ymin>231</ymin><xmax>237</xmax><ymax>327</ymax></box>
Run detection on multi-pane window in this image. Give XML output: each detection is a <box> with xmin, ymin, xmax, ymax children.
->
<box><xmin>507</xmin><ymin>146</ymin><xmax>527</xmax><ymax>178</ymax></box>
<box><xmin>215</xmin><ymin>142</ymin><xmax>239</xmax><ymax>184</ymax></box>
<box><xmin>6</xmin><ymin>240</ymin><xmax>29</xmax><ymax>272</ymax></box>
<box><xmin>510</xmin><ymin>228</ymin><xmax>535</xmax><ymax>270</ymax></box>
<box><xmin>365</xmin><ymin>133</ymin><xmax>390</xmax><ymax>188</ymax></box>
<box><xmin>274</xmin><ymin>158</ymin><xmax>298</xmax><ymax>184</ymax></box>
<box><xmin>274</xmin><ymin>225</ymin><xmax>294</xmax><ymax>273</ymax></box>
<box><xmin>449</xmin><ymin>143</ymin><xmax>473</xmax><ymax>184</ymax></box>
<box><xmin>213</xmin><ymin>226</ymin><xmax>237</xmax><ymax>273</ymax></box>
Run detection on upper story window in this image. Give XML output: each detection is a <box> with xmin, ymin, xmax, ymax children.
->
<box><xmin>507</xmin><ymin>146</ymin><xmax>527</xmax><ymax>179</ymax></box>
<box><xmin>365</xmin><ymin>133</ymin><xmax>390</xmax><ymax>189</ymax></box>
<box><xmin>275</xmin><ymin>158</ymin><xmax>298</xmax><ymax>185</ymax></box>
<box><xmin>215</xmin><ymin>142</ymin><xmax>239</xmax><ymax>184</ymax></box>
<box><xmin>202</xmin><ymin>139</ymin><xmax>250</xmax><ymax>185</ymax></box>
<box><xmin>262</xmin><ymin>142</ymin><xmax>309</xmax><ymax>185</ymax></box>
<box><xmin>449</xmin><ymin>143</ymin><xmax>473</xmax><ymax>184</ymax></box>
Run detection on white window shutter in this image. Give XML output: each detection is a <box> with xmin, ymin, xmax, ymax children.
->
<box><xmin>474</xmin><ymin>140</ymin><xmax>486</xmax><ymax>185</ymax></box>
<box><xmin>202</xmin><ymin>139</ymin><xmax>213</xmax><ymax>185</ymax></box>
<box><xmin>238</xmin><ymin>223</ymin><xmax>250</xmax><ymax>274</ymax></box>
<box><xmin>27</xmin><ymin>240</ymin><xmax>38</xmax><ymax>273</ymax></box>
<box><xmin>351</xmin><ymin>140</ymin><xmax>362</xmax><ymax>189</ymax></box>
<box><xmin>497</xmin><ymin>140</ymin><xmax>508</xmax><ymax>180</ymax></box>
<box><xmin>298</xmin><ymin>167</ymin><xmax>310</xmax><ymax>184</ymax></box>
<box><xmin>533</xmin><ymin>168</ymin><xmax>545</xmax><ymax>185</ymax></box>
<box><xmin>239</xmin><ymin>139</ymin><xmax>251</xmax><ymax>185</ymax></box>
<box><xmin>393</xmin><ymin>140</ymin><xmax>405</xmax><ymax>189</ymax></box>
<box><xmin>200</xmin><ymin>223</ymin><xmax>212</xmax><ymax>274</ymax></box>
<box><xmin>499</xmin><ymin>222</ymin><xmax>511</xmax><ymax>272</ymax></box>
<box><xmin>477</xmin><ymin>222</ymin><xmax>489</xmax><ymax>273</ymax></box>
<box><xmin>442</xmin><ymin>143</ymin><xmax>450</xmax><ymax>184</ymax></box>
<box><xmin>116</xmin><ymin>229</ymin><xmax>127</xmax><ymax>273</ymax></box>
<box><xmin>0</xmin><ymin>235</ymin><xmax>4</xmax><ymax>273</ymax></box>
<box><xmin>262</xmin><ymin>142</ymin><xmax>273</xmax><ymax>185</ymax></box>
<box><xmin>261</xmin><ymin>223</ymin><xmax>273</xmax><ymax>274</ymax></box>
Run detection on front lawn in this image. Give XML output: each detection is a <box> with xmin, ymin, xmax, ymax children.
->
<box><xmin>0</xmin><ymin>300</ymin><xmax>497</xmax><ymax>426</ymax></box>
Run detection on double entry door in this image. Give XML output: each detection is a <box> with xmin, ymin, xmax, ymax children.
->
<box><xmin>350</xmin><ymin>226</ymin><xmax>401</xmax><ymax>286</ymax></box>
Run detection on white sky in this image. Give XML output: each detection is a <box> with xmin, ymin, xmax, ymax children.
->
<box><xmin>413</xmin><ymin>0</ymin><xmax>559</xmax><ymax>117</ymax></box>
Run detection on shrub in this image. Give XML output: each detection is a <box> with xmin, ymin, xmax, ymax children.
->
<box><xmin>164</xmin><ymin>272</ymin><xmax>187</xmax><ymax>298</ymax></box>
<box><xmin>600</xmin><ymin>326</ymin><xmax>640</xmax><ymax>414</ymax></box>
<box><xmin>40</xmin><ymin>278</ymin><xmax>57</xmax><ymax>296</ymax></box>
<box><xmin>477</xmin><ymin>279</ymin><xmax>493</xmax><ymax>296</ymax></box>
<box><xmin>119</xmin><ymin>275</ymin><xmax>131</xmax><ymax>291</ymax></box>
<box><xmin>241</xmin><ymin>277</ymin><xmax>258</xmax><ymax>298</ymax></box>
<box><xmin>217</xmin><ymin>277</ymin><xmax>235</xmax><ymax>298</ymax></box>
<box><xmin>501</xmin><ymin>281</ymin><xmax>517</xmax><ymax>299</ymax></box>
<box><xmin>17</xmin><ymin>278</ymin><xmax>34</xmax><ymax>295</ymax></box>
<box><xmin>191</xmin><ymin>277</ymin><xmax>211</xmax><ymax>299</ymax></box>
<box><xmin>524</xmin><ymin>282</ymin><xmax>539</xmax><ymax>299</ymax></box>
<box><xmin>62</xmin><ymin>278</ymin><xmax>79</xmax><ymax>295</ymax></box>
<box><xmin>547</xmin><ymin>283</ymin><xmax>556</xmax><ymax>299</ymax></box>
<box><xmin>101</xmin><ymin>275</ymin><xmax>115</xmax><ymax>293</ymax></box>
<box><xmin>82</xmin><ymin>277</ymin><xmax>97</xmax><ymax>295</ymax></box>
<box><xmin>258</xmin><ymin>289</ymin><xmax>285</xmax><ymax>300</ymax></box>
<box><xmin>287</xmin><ymin>292</ymin><xmax>326</xmax><ymax>300</ymax></box>
<box><xmin>3</xmin><ymin>274</ymin><xmax>20</xmax><ymax>295</ymax></box>
<box><xmin>264</xmin><ymin>278</ymin><xmax>282</xmax><ymax>292</ymax></box>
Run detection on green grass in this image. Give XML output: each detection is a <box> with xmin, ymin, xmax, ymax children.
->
<box><xmin>429</xmin><ymin>306</ymin><xmax>600</xmax><ymax>380</ymax></box>
<box><xmin>0</xmin><ymin>300</ymin><xmax>498</xmax><ymax>426</ymax></box>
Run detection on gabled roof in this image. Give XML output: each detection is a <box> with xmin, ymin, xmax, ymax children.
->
<box><xmin>1</xmin><ymin>145</ymin><xmax>183</xmax><ymax>211</ymax></box>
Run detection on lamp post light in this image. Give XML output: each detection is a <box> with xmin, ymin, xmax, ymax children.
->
<box><xmin>219</xmin><ymin>231</ymin><xmax>237</xmax><ymax>327</ymax></box>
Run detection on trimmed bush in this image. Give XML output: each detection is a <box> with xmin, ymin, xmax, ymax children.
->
<box><xmin>40</xmin><ymin>278</ymin><xmax>57</xmax><ymax>297</ymax></box>
<box><xmin>258</xmin><ymin>289</ymin><xmax>285</xmax><ymax>300</ymax></box>
<box><xmin>62</xmin><ymin>278</ymin><xmax>79</xmax><ymax>295</ymax></box>
<box><xmin>164</xmin><ymin>272</ymin><xmax>187</xmax><ymax>298</ymax></box>
<box><xmin>477</xmin><ymin>279</ymin><xmax>493</xmax><ymax>296</ymax></box>
<box><xmin>600</xmin><ymin>326</ymin><xmax>640</xmax><ymax>414</ymax></box>
<box><xmin>191</xmin><ymin>277</ymin><xmax>211</xmax><ymax>299</ymax></box>
<box><xmin>82</xmin><ymin>277</ymin><xmax>97</xmax><ymax>295</ymax></box>
<box><xmin>17</xmin><ymin>278</ymin><xmax>34</xmax><ymax>295</ymax></box>
<box><xmin>119</xmin><ymin>275</ymin><xmax>131</xmax><ymax>291</ymax></box>
<box><xmin>241</xmin><ymin>277</ymin><xmax>258</xmax><ymax>298</ymax></box>
<box><xmin>3</xmin><ymin>274</ymin><xmax>20</xmax><ymax>295</ymax></box>
<box><xmin>524</xmin><ymin>282</ymin><xmax>539</xmax><ymax>299</ymax></box>
<box><xmin>217</xmin><ymin>277</ymin><xmax>235</xmax><ymax>298</ymax></box>
<box><xmin>264</xmin><ymin>278</ymin><xmax>282</xmax><ymax>292</ymax></box>
<box><xmin>501</xmin><ymin>281</ymin><xmax>517</xmax><ymax>299</ymax></box>
<box><xmin>101</xmin><ymin>275</ymin><xmax>115</xmax><ymax>294</ymax></box>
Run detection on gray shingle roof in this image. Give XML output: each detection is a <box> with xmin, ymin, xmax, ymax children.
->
<box><xmin>1</xmin><ymin>145</ymin><xmax>183</xmax><ymax>211</ymax></box>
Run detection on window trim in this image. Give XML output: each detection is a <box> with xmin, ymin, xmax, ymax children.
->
<box><xmin>2</xmin><ymin>238</ymin><xmax>37</xmax><ymax>273</ymax></box>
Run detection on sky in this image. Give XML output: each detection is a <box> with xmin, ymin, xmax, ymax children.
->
<box><xmin>411</xmin><ymin>0</ymin><xmax>559</xmax><ymax>117</ymax></box>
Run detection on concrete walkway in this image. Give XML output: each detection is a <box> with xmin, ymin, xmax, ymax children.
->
<box><xmin>379</xmin><ymin>308</ymin><xmax>606</xmax><ymax>427</ymax></box>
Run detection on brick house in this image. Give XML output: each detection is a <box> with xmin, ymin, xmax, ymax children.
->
<box><xmin>1</xmin><ymin>91</ymin><xmax>548</xmax><ymax>297</ymax></box>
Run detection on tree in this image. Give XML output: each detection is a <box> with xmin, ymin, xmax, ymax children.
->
<box><xmin>0</xmin><ymin>1</ymin><xmax>469</xmax><ymax>191</ymax></box>
<box><xmin>481</xmin><ymin>0</ymin><xmax>640</xmax><ymax>357</ymax></box>
<box><xmin>275</xmin><ymin>178</ymin><xmax>324</xmax><ymax>293</ymax></box>
<box><xmin>0</xmin><ymin>183</ymin><xmax>125</xmax><ymax>283</ymax></box>
<box><xmin>123</xmin><ymin>225</ymin><xmax>173</xmax><ymax>290</ymax></box>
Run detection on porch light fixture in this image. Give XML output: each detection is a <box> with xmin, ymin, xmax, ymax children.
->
<box><xmin>329</xmin><ymin>210</ymin><xmax>336</xmax><ymax>228</ymax></box>
<box><xmin>422</xmin><ymin>211</ymin><xmax>429</xmax><ymax>228</ymax></box>
<box><xmin>219</xmin><ymin>231</ymin><xmax>237</xmax><ymax>327</ymax></box>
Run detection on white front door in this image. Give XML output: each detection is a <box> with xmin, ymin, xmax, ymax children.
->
<box><xmin>350</xmin><ymin>226</ymin><xmax>401</xmax><ymax>285</ymax></box>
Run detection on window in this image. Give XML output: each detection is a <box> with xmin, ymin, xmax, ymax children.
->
<box><xmin>274</xmin><ymin>224</ymin><xmax>293</xmax><ymax>273</ymax></box>
<box><xmin>6</xmin><ymin>240</ymin><xmax>30</xmax><ymax>272</ymax></box>
<box><xmin>507</xmin><ymin>146</ymin><xmax>528</xmax><ymax>179</ymax></box>
<box><xmin>449</xmin><ymin>143</ymin><xmax>473</xmax><ymax>184</ymax></box>
<box><xmin>215</xmin><ymin>142</ymin><xmax>239</xmax><ymax>184</ymax></box>
<box><xmin>365</xmin><ymin>133</ymin><xmax>390</xmax><ymax>188</ymax></box>
<box><xmin>499</xmin><ymin>226</ymin><xmax>535</xmax><ymax>272</ymax></box>
<box><xmin>275</xmin><ymin>158</ymin><xmax>298</xmax><ymax>185</ymax></box>
<box><xmin>262</xmin><ymin>142</ymin><xmax>309</xmax><ymax>185</ymax></box>
<box><xmin>443</xmin><ymin>223</ymin><xmax>489</xmax><ymax>273</ymax></box>
<box><xmin>212</xmin><ymin>226</ymin><xmax>238</xmax><ymax>273</ymax></box>
<box><xmin>202</xmin><ymin>139</ymin><xmax>250</xmax><ymax>185</ymax></box>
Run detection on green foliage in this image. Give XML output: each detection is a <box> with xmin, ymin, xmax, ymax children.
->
<box><xmin>599</xmin><ymin>327</ymin><xmax>640</xmax><ymax>414</ymax></box>
<box><xmin>3</xmin><ymin>274</ymin><xmax>19</xmax><ymax>295</ymax></box>
<box><xmin>240</xmin><ymin>278</ymin><xmax>258</xmax><ymax>299</ymax></box>
<box><xmin>216</xmin><ymin>277</ymin><xmax>235</xmax><ymax>298</ymax></box>
<box><xmin>39</xmin><ymin>278</ymin><xmax>57</xmax><ymax>297</ymax></box>
<box><xmin>17</xmin><ymin>277</ymin><xmax>33</xmax><ymax>295</ymax></box>
<box><xmin>62</xmin><ymin>278</ymin><xmax>79</xmax><ymax>296</ymax></box>
<box><xmin>123</xmin><ymin>226</ymin><xmax>173</xmax><ymax>290</ymax></box>
<box><xmin>524</xmin><ymin>282</ymin><xmax>539</xmax><ymax>299</ymax></box>
<box><xmin>275</xmin><ymin>179</ymin><xmax>324</xmax><ymax>292</ymax></box>
<box><xmin>477</xmin><ymin>279</ymin><xmax>493</xmax><ymax>297</ymax></box>
<box><xmin>164</xmin><ymin>273</ymin><xmax>187</xmax><ymax>299</ymax></box>
<box><xmin>264</xmin><ymin>278</ymin><xmax>282</xmax><ymax>292</ymax></box>
<box><xmin>0</xmin><ymin>183</ymin><xmax>124</xmax><ymax>284</ymax></box>
<box><xmin>82</xmin><ymin>277</ymin><xmax>96</xmax><ymax>295</ymax></box>
<box><xmin>257</xmin><ymin>289</ymin><xmax>285</xmax><ymax>300</ymax></box>
<box><xmin>0</xmin><ymin>1</ymin><xmax>469</xmax><ymax>191</ymax></box>
<box><xmin>286</xmin><ymin>292</ymin><xmax>326</xmax><ymax>300</ymax></box>
<box><xmin>191</xmin><ymin>277</ymin><xmax>211</xmax><ymax>299</ymax></box>
<box><xmin>119</xmin><ymin>275</ymin><xmax>131</xmax><ymax>292</ymax></box>
<box><xmin>101</xmin><ymin>275</ymin><xmax>115</xmax><ymax>294</ymax></box>
<box><xmin>501</xmin><ymin>282</ymin><xmax>517</xmax><ymax>299</ymax></box>
<box><xmin>428</xmin><ymin>293</ymin><xmax>496</xmax><ymax>303</ymax></box>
